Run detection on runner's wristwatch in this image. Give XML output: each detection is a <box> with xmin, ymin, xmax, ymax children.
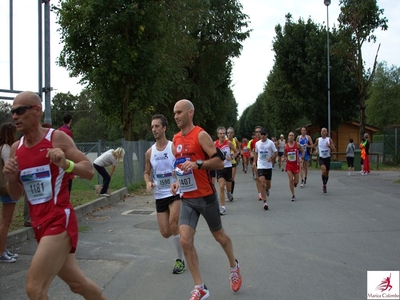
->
<box><xmin>196</xmin><ymin>159</ymin><xmax>203</xmax><ymax>169</ymax></box>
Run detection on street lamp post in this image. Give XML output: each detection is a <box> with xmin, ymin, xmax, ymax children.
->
<box><xmin>324</xmin><ymin>0</ymin><xmax>331</xmax><ymax>137</ymax></box>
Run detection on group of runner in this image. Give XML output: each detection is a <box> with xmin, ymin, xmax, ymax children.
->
<box><xmin>235</xmin><ymin>126</ymin><xmax>336</xmax><ymax>204</ymax></box>
<box><xmin>5</xmin><ymin>90</ymin><xmax>339</xmax><ymax>300</ymax></box>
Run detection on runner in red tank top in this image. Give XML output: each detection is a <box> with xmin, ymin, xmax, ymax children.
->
<box><xmin>284</xmin><ymin>132</ymin><xmax>304</xmax><ymax>201</ymax></box>
<box><xmin>3</xmin><ymin>91</ymin><xmax>106</xmax><ymax>299</ymax></box>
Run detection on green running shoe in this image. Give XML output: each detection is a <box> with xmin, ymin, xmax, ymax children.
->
<box><xmin>173</xmin><ymin>258</ymin><xmax>186</xmax><ymax>274</ymax></box>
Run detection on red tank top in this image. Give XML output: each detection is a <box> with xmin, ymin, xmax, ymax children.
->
<box><xmin>173</xmin><ymin>126</ymin><xmax>216</xmax><ymax>198</ymax></box>
<box><xmin>16</xmin><ymin>129</ymin><xmax>71</xmax><ymax>227</ymax></box>
<box><xmin>285</xmin><ymin>142</ymin><xmax>299</xmax><ymax>166</ymax></box>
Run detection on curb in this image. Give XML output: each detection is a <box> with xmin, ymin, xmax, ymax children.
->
<box><xmin>6</xmin><ymin>187</ymin><xmax>128</xmax><ymax>247</ymax></box>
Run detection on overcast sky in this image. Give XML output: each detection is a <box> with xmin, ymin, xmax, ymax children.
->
<box><xmin>1</xmin><ymin>0</ymin><xmax>399</xmax><ymax>117</ymax></box>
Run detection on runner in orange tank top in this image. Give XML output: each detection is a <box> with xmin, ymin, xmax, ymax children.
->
<box><xmin>171</xmin><ymin>99</ymin><xmax>242</xmax><ymax>299</ymax></box>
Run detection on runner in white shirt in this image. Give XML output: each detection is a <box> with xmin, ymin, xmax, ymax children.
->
<box><xmin>314</xmin><ymin>127</ymin><xmax>336</xmax><ymax>193</ymax></box>
<box><xmin>144</xmin><ymin>114</ymin><xmax>185</xmax><ymax>274</ymax></box>
<box><xmin>253</xmin><ymin>128</ymin><xmax>278</xmax><ymax>210</ymax></box>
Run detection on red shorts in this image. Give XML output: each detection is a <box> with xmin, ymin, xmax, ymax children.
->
<box><xmin>242</xmin><ymin>153</ymin><xmax>250</xmax><ymax>158</ymax></box>
<box><xmin>286</xmin><ymin>162</ymin><xmax>299</xmax><ymax>174</ymax></box>
<box><xmin>33</xmin><ymin>208</ymin><xmax>78</xmax><ymax>253</ymax></box>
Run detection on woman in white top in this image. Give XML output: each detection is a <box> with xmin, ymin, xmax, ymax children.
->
<box><xmin>93</xmin><ymin>147</ymin><xmax>125</xmax><ymax>196</ymax></box>
<box><xmin>0</xmin><ymin>122</ymin><xmax>18</xmax><ymax>263</ymax></box>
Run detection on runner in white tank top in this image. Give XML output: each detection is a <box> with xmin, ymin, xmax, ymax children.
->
<box><xmin>314</xmin><ymin>127</ymin><xmax>336</xmax><ymax>193</ymax></box>
<box><xmin>144</xmin><ymin>114</ymin><xmax>185</xmax><ymax>274</ymax></box>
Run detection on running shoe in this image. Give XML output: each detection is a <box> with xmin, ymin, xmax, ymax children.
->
<box><xmin>220</xmin><ymin>207</ymin><xmax>226</xmax><ymax>215</ymax></box>
<box><xmin>281</xmin><ymin>168</ymin><xmax>284</xmax><ymax>172</ymax></box>
<box><xmin>323</xmin><ymin>185</ymin><xmax>327</xmax><ymax>193</ymax></box>
<box><xmin>300</xmin><ymin>180</ymin><xmax>304</xmax><ymax>188</ymax></box>
<box><xmin>5</xmin><ymin>249</ymin><xmax>18</xmax><ymax>258</ymax></box>
<box><xmin>190</xmin><ymin>285</ymin><xmax>210</xmax><ymax>300</ymax></box>
<box><xmin>263</xmin><ymin>201</ymin><xmax>268</xmax><ymax>210</ymax></box>
<box><xmin>230</xmin><ymin>259</ymin><xmax>242</xmax><ymax>292</ymax></box>
<box><xmin>228</xmin><ymin>194</ymin><xmax>234</xmax><ymax>202</ymax></box>
<box><xmin>0</xmin><ymin>252</ymin><xmax>16</xmax><ymax>263</ymax></box>
<box><xmin>266</xmin><ymin>189</ymin><xmax>270</xmax><ymax>197</ymax></box>
<box><xmin>304</xmin><ymin>178</ymin><xmax>307</xmax><ymax>186</ymax></box>
<box><xmin>291</xmin><ymin>195</ymin><xmax>296</xmax><ymax>202</ymax></box>
<box><xmin>258</xmin><ymin>195</ymin><xmax>262</xmax><ymax>201</ymax></box>
<box><xmin>100</xmin><ymin>193</ymin><xmax>110</xmax><ymax>197</ymax></box>
<box><xmin>172</xmin><ymin>258</ymin><xmax>186</xmax><ymax>274</ymax></box>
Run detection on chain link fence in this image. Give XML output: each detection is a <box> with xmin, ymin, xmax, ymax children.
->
<box><xmin>76</xmin><ymin>139</ymin><xmax>153</xmax><ymax>188</ymax></box>
<box><xmin>383</xmin><ymin>127</ymin><xmax>399</xmax><ymax>166</ymax></box>
<box><xmin>371</xmin><ymin>127</ymin><xmax>400</xmax><ymax>166</ymax></box>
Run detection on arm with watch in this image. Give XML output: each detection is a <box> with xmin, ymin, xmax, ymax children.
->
<box><xmin>185</xmin><ymin>130</ymin><xmax>224</xmax><ymax>172</ymax></box>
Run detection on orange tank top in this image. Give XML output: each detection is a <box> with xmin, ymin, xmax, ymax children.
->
<box><xmin>173</xmin><ymin>126</ymin><xmax>216</xmax><ymax>198</ymax></box>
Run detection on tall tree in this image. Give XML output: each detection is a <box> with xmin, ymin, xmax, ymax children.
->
<box><xmin>184</xmin><ymin>0</ymin><xmax>251</xmax><ymax>134</ymax></box>
<box><xmin>338</xmin><ymin>0</ymin><xmax>388</xmax><ymax>136</ymax></box>
<box><xmin>366</xmin><ymin>62</ymin><xmax>400</xmax><ymax>130</ymax></box>
<box><xmin>270</xmin><ymin>14</ymin><xmax>358</xmax><ymax>131</ymax></box>
<box><xmin>55</xmin><ymin>0</ymin><xmax>201</xmax><ymax>140</ymax></box>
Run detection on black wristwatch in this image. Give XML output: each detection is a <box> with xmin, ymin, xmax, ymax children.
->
<box><xmin>196</xmin><ymin>159</ymin><xmax>203</xmax><ymax>169</ymax></box>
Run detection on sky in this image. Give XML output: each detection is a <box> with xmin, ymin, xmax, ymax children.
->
<box><xmin>1</xmin><ymin>0</ymin><xmax>399</xmax><ymax>117</ymax></box>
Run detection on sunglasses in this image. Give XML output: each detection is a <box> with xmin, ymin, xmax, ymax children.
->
<box><xmin>261</xmin><ymin>132</ymin><xmax>267</xmax><ymax>135</ymax></box>
<box><xmin>11</xmin><ymin>105</ymin><xmax>38</xmax><ymax>115</ymax></box>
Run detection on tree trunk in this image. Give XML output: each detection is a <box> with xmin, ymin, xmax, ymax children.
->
<box><xmin>359</xmin><ymin>93</ymin><xmax>366</xmax><ymax>138</ymax></box>
<box><xmin>122</xmin><ymin>86</ymin><xmax>133</xmax><ymax>141</ymax></box>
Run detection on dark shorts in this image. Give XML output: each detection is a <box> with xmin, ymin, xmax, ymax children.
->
<box><xmin>210</xmin><ymin>170</ymin><xmax>216</xmax><ymax>178</ymax></box>
<box><xmin>0</xmin><ymin>195</ymin><xmax>18</xmax><ymax>204</ymax></box>
<box><xmin>278</xmin><ymin>151</ymin><xmax>284</xmax><ymax>157</ymax></box>
<box><xmin>319</xmin><ymin>157</ymin><xmax>331</xmax><ymax>171</ymax></box>
<box><xmin>180</xmin><ymin>193</ymin><xmax>222</xmax><ymax>232</ymax></box>
<box><xmin>346</xmin><ymin>157</ymin><xmax>354</xmax><ymax>168</ymax></box>
<box><xmin>33</xmin><ymin>208</ymin><xmax>78</xmax><ymax>253</ymax></box>
<box><xmin>216</xmin><ymin>167</ymin><xmax>232</xmax><ymax>182</ymax></box>
<box><xmin>155</xmin><ymin>194</ymin><xmax>181</xmax><ymax>213</ymax></box>
<box><xmin>232</xmin><ymin>163</ymin><xmax>237</xmax><ymax>168</ymax></box>
<box><xmin>257</xmin><ymin>168</ymin><xmax>272</xmax><ymax>180</ymax></box>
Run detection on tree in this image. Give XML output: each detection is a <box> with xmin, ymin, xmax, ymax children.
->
<box><xmin>338</xmin><ymin>0</ymin><xmax>388</xmax><ymax>136</ymax></box>
<box><xmin>270</xmin><ymin>14</ymin><xmax>359</xmax><ymax>131</ymax></box>
<box><xmin>55</xmin><ymin>0</ymin><xmax>200</xmax><ymax>140</ymax></box>
<box><xmin>182</xmin><ymin>0</ymin><xmax>251</xmax><ymax>134</ymax></box>
<box><xmin>0</xmin><ymin>101</ymin><xmax>12</xmax><ymax>124</ymax></box>
<box><xmin>366</xmin><ymin>62</ymin><xmax>400</xmax><ymax>129</ymax></box>
<box><xmin>54</xmin><ymin>0</ymin><xmax>250</xmax><ymax>140</ymax></box>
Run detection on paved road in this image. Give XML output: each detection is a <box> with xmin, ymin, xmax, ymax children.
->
<box><xmin>1</xmin><ymin>168</ymin><xmax>399</xmax><ymax>300</ymax></box>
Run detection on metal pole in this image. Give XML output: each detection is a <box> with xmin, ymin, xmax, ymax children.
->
<box><xmin>44</xmin><ymin>0</ymin><xmax>52</xmax><ymax>124</ymax></box>
<box><xmin>9</xmin><ymin>0</ymin><xmax>14</xmax><ymax>91</ymax></box>
<box><xmin>325</xmin><ymin>1</ymin><xmax>331</xmax><ymax>137</ymax></box>
<box><xmin>38</xmin><ymin>0</ymin><xmax>43</xmax><ymax>102</ymax></box>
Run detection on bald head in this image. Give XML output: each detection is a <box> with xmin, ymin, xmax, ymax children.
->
<box><xmin>14</xmin><ymin>91</ymin><xmax>42</xmax><ymax>107</ymax></box>
<box><xmin>175</xmin><ymin>99</ymin><xmax>194</xmax><ymax>111</ymax></box>
<box><xmin>174</xmin><ymin>99</ymin><xmax>195</xmax><ymax>132</ymax></box>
